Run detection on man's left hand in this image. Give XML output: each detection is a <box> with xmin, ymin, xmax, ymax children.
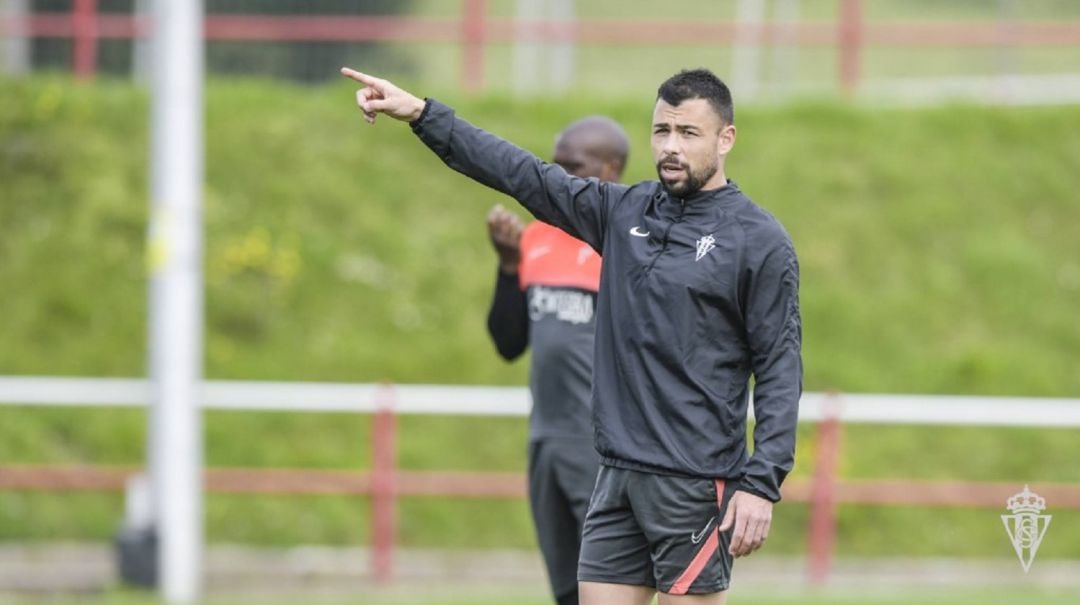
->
<box><xmin>717</xmin><ymin>490</ymin><xmax>773</xmax><ymax>558</ymax></box>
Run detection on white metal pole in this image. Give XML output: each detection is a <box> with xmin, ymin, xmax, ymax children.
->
<box><xmin>148</xmin><ymin>0</ymin><xmax>204</xmax><ymax>602</ymax></box>
<box><xmin>771</xmin><ymin>0</ymin><xmax>800</xmax><ymax>97</ymax></box>
<box><xmin>512</xmin><ymin>0</ymin><xmax>543</xmax><ymax>93</ymax></box>
<box><xmin>549</xmin><ymin>0</ymin><xmax>575</xmax><ymax>92</ymax></box>
<box><xmin>732</xmin><ymin>0</ymin><xmax>766</xmax><ymax>101</ymax></box>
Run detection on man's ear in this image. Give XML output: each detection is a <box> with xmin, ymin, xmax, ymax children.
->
<box><xmin>717</xmin><ymin>124</ymin><xmax>737</xmax><ymax>156</ymax></box>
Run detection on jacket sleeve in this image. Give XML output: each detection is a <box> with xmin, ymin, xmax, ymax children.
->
<box><xmin>410</xmin><ymin>99</ymin><xmax>621</xmax><ymax>252</ymax></box>
<box><xmin>487</xmin><ymin>269</ymin><xmax>529</xmax><ymax>361</ymax></box>
<box><xmin>738</xmin><ymin>235</ymin><xmax>802</xmax><ymax>503</ymax></box>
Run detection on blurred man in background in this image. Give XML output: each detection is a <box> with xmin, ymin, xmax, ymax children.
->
<box><xmin>342</xmin><ymin>66</ymin><xmax>801</xmax><ymax>605</ymax></box>
<box><xmin>484</xmin><ymin>117</ymin><xmax>629</xmax><ymax>605</ymax></box>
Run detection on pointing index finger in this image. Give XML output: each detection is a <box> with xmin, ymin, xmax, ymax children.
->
<box><xmin>340</xmin><ymin>67</ymin><xmax>380</xmax><ymax>87</ymax></box>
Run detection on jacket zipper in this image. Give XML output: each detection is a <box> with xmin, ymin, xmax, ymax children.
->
<box><xmin>644</xmin><ymin>198</ymin><xmax>687</xmax><ymax>275</ymax></box>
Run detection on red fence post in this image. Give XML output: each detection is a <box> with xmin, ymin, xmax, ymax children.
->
<box><xmin>371</xmin><ymin>383</ymin><xmax>398</xmax><ymax>584</ymax></box>
<box><xmin>807</xmin><ymin>392</ymin><xmax>842</xmax><ymax>585</ymax></box>
<box><xmin>462</xmin><ymin>0</ymin><xmax>486</xmax><ymax>93</ymax></box>
<box><xmin>72</xmin><ymin>0</ymin><xmax>98</xmax><ymax>79</ymax></box>
<box><xmin>838</xmin><ymin>0</ymin><xmax>862</xmax><ymax>95</ymax></box>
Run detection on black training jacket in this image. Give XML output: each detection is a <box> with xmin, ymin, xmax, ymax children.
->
<box><xmin>412</xmin><ymin>99</ymin><xmax>802</xmax><ymax>502</ymax></box>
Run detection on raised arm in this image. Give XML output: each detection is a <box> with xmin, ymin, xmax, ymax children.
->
<box><xmin>341</xmin><ymin>67</ymin><xmax>619</xmax><ymax>251</ymax></box>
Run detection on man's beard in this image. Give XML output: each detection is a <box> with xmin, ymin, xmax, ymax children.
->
<box><xmin>656</xmin><ymin>156</ymin><xmax>718</xmax><ymax>198</ymax></box>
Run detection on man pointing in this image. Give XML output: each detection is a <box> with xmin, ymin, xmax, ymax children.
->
<box><xmin>342</xmin><ymin>66</ymin><xmax>802</xmax><ymax>605</ymax></box>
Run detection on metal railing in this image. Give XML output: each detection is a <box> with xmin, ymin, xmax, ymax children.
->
<box><xmin>1</xmin><ymin>376</ymin><xmax>1079</xmax><ymax>584</ymax></box>
<box><xmin>3</xmin><ymin>0</ymin><xmax>1080</xmax><ymax>94</ymax></box>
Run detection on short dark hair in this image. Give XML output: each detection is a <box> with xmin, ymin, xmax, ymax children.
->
<box><xmin>657</xmin><ymin>68</ymin><xmax>734</xmax><ymax>125</ymax></box>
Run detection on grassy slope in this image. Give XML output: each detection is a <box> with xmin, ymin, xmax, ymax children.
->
<box><xmin>0</xmin><ymin>77</ymin><xmax>1078</xmax><ymax>557</ymax></box>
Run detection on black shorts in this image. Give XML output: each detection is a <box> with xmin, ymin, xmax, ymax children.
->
<box><xmin>578</xmin><ymin>465</ymin><xmax>736</xmax><ymax>595</ymax></box>
<box><xmin>528</xmin><ymin>436</ymin><xmax>601</xmax><ymax>600</ymax></box>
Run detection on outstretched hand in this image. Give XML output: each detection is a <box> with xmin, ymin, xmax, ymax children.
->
<box><xmin>718</xmin><ymin>490</ymin><xmax>773</xmax><ymax>558</ymax></box>
<box><xmin>487</xmin><ymin>204</ymin><xmax>524</xmax><ymax>274</ymax></box>
<box><xmin>340</xmin><ymin>67</ymin><xmax>426</xmax><ymax>125</ymax></box>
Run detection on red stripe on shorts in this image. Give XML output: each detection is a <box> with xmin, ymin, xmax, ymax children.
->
<box><xmin>668</xmin><ymin>479</ymin><xmax>726</xmax><ymax>595</ymax></box>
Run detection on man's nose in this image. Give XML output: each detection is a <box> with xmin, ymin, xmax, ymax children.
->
<box><xmin>661</xmin><ymin>133</ymin><xmax>680</xmax><ymax>157</ymax></box>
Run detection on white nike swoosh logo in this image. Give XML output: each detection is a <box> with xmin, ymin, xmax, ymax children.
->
<box><xmin>691</xmin><ymin>517</ymin><xmax>716</xmax><ymax>544</ymax></box>
<box><xmin>629</xmin><ymin>226</ymin><xmax>650</xmax><ymax>238</ymax></box>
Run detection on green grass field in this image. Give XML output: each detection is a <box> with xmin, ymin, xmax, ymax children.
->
<box><xmin>0</xmin><ymin>76</ymin><xmax>1078</xmax><ymax>558</ymax></box>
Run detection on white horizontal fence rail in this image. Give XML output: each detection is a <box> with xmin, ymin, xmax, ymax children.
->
<box><xmin>0</xmin><ymin>377</ymin><xmax>533</xmax><ymax>416</ymax></box>
<box><xmin>795</xmin><ymin>391</ymin><xmax>1080</xmax><ymax>427</ymax></box>
<box><xmin>1</xmin><ymin>376</ymin><xmax>1079</xmax><ymax>427</ymax></box>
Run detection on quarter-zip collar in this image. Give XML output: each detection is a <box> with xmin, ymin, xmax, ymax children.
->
<box><xmin>677</xmin><ymin>179</ymin><xmax>743</xmax><ymax>205</ymax></box>
<box><xmin>655</xmin><ymin>179</ymin><xmax>745</xmax><ymax>219</ymax></box>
